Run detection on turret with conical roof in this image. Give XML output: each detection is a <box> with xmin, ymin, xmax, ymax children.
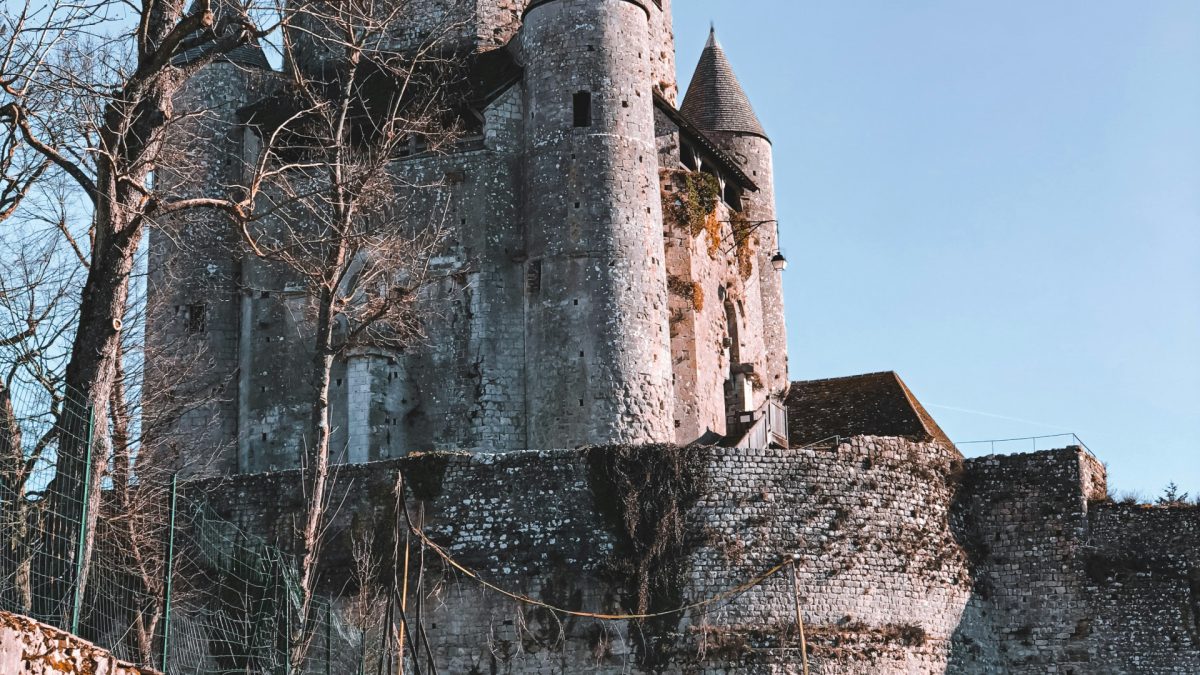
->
<box><xmin>681</xmin><ymin>28</ymin><xmax>768</xmax><ymax>141</ymax></box>
<box><xmin>682</xmin><ymin>27</ymin><xmax>790</xmax><ymax>399</ymax></box>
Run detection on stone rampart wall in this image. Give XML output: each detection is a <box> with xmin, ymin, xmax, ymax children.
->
<box><xmin>0</xmin><ymin>611</ymin><xmax>157</xmax><ymax>674</ymax></box>
<box><xmin>1084</xmin><ymin>503</ymin><xmax>1200</xmax><ymax>673</ymax></box>
<box><xmin>186</xmin><ymin>442</ymin><xmax>1200</xmax><ymax>673</ymax></box>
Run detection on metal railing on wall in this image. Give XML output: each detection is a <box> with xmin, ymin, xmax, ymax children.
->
<box><xmin>955</xmin><ymin>433</ymin><xmax>1097</xmax><ymax>460</ymax></box>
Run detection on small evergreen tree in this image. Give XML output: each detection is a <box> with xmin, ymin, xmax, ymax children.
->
<box><xmin>1156</xmin><ymin>482</ymin><xmax>1190</xmax><ymax>506</ymax></box>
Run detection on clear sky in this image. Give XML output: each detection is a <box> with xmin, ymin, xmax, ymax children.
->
<box><xmin>673</xmin><ymin>1</ymin><xmax>1200</xmax><ymax>497</ymax></box>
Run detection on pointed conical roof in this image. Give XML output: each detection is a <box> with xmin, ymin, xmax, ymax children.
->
<box><xmin>174</xmin><ymin>0</ymin><xmax>271</xmax><ymax>70</ymax></box>
<box><xmin>680</xmin><ymin>28</ymin><xmax>767</xmax><ymax>140</ymax></box>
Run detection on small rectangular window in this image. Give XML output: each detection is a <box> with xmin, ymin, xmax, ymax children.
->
<box><xmin>186</xmin><ymin>304</ymin><xmax>206</xmax><ymax>334</ymax></box>
<box><xmin>527</xmin><ymin>259</ymin><xmax>543</xmax><ymax>294</ymax></box>
<box><xmin>573</xmin><ymin>91</ymin><xmax>592</xmax><ymax>128</ymax></box>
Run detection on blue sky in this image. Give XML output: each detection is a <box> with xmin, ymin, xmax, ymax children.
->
<box><xmin>674</xmin><ymin>1</ymin><xmax>1199</xmax><ymax>496</ymax></box>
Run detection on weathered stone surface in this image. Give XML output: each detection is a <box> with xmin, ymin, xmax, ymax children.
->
<box><xmin>185</xmin><ymin>439</ymin><xmax>1200</xmax><ymax>673</ymax></box>
<box><xmin>0</xmin><ymin>611</ymin><xmax>158</xmax><ymax>674</ymax></box>
<box><xmin>149</xmin><ymin>0</ymin><xmax>784</xmax><ymax>473</ymax></box>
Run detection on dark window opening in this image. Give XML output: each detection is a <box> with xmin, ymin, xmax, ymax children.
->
<box><xmin>186</xmin><ymin>304</ymin><xmax>206</xmax><ymax>333</ymax></box>
<box><xmin>527</xmin><ymin>259</ymin><xmax>543</xmax><ymax>294</ymax></box>
<box><xmin>724</xmin><ymin>182</ymin><xmax>743</xmax><ymax>211</ymax></box>
<box><xmin>573</xmin><ymin>91</ymin><xmax>593</xmax><ymax>128</ymax></box>
<box><xmin>680</xmin><ymin>142</ymin><xmax>699</xmax><ymax>171</ymax></box>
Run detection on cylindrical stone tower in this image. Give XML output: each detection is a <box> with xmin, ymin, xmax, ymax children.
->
<box><xmin>521</xmin><ymin>0</ymin><xmax>675</xmax><ymax>448</ymax></box>
<box><xmin>682</xmin><ymin>29</ymin><xmax>789</xmax><ymax>398</ymax></box>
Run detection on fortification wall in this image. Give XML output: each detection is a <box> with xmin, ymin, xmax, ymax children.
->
<box><xmin>1084</xmin><ymin>503</ymin><xmax>1200</xmax><ymax>673</ymax></box>
<box><xmin>186</xmin><ymin>442</ymin><xmax>1200</xmax><ymax>673</ymax></box>
<box><xmin>0</xmin><ymin>611</ymin><xmax>157</xmax><ymax>674</ymax></box>
<box><xmin>192</xmin><ymin>437</ymin><xmax>972</xmax><ymax>672</ymax></box>
<box><xmin>950</xmin><ymin>448</ymin><xmax>1104</xmax><ymax>672</ymax></box>
<box><xmin>955</xmin><ymin>448</ymin><xmax>1200</xmax><ymax>674</ymax></box>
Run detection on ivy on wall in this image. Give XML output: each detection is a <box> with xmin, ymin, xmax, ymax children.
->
<box><xmin>662</xmin><ymin>169</ymin><xmax>722</xmax><ymax>259</ymax></box>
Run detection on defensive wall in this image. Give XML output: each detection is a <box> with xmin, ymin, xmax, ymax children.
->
<box><xmin>0</xmin><ymin>610</ymin><xmax>157</xmax><ymax>674</ymax></box>
<box><xmin>183</xmin><ymin>436</ymin><xmax>1200</xmax><ymax>673</ymax></box>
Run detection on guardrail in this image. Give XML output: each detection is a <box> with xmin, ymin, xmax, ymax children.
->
<box><xmin>955</xmin><ymin>433</ymin><xmax>1097</xmax><ymax>460</ymax></box>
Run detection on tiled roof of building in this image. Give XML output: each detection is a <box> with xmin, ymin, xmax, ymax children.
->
<box><xmin>680</xmin><ymin>28</ymin><xmax>767</xmax><ymax>141</ymax></box>
<box><xmin>785</xmin><ymin>371</ymin><xmax>954</xmax><ymax>448</ymax></box>
<box><xmin>173</xmin><ymin>0</ymin><xmax>271</xmax><ymax>70</ymax></box>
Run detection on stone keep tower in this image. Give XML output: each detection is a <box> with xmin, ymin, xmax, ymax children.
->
<box><xmin>521</xmin><ymin>0</ymin><xmax>675</xmax><ymax>448</ymax></box>
<box><xmin>148</xmin><ymin>0</ymin><xmax>791</xmax><ymax>473</ymax></box>
<box><xmin>146</xmin><ymin>7</ymin><xmax>272</xmax><ymax>474</ymax></box>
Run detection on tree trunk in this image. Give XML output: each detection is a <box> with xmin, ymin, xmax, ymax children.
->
<box><xmin>35</xmin><ymin>217</ymin><xmax>140</xmax><ymax>624</ymax></box>
<box><xmin>293</xmin><ymin>285</ymin><xmax>337</xmax><ymax>668</ymax></box>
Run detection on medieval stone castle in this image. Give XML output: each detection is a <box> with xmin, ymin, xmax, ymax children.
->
<box><xmin>150</xmin><ymin>0</ymin><xmax>788</xmax><ymax>474</ymax></box>
<box><xmin>145</xmin><ymin>1</ymin><xmax>1200</xmax><ymax>672</ymax></box>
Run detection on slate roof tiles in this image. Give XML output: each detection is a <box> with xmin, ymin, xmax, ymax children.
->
<box><xmin>680</xmin><ymin>28</ymin><xmax>768</xmax><ymax>140</ymax></box>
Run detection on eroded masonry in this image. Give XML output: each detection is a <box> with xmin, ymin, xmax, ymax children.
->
<box><xmin>145</xmin><ymin>0</ymin><xmax>1200</xmax><ymax>672</ymax></box>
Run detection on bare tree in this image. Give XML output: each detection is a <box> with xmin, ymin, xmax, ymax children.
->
<box><xmin>222</xmin><ymin>2</ymin><xmax>466</xmax><ymax>662</ymax></box>
<box><xmin>0</xmin><ymin>0</ymin><xmax>281</xmax><ymax>617</ymax></box>
<box><xmin>3</xmin><ymin>1</ymin><xmax>466</xmax><ymax>665</ymax></box>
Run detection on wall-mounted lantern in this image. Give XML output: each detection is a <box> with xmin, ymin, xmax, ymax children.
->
<box><xmin>771</xmin><ymin>252</ymin><xmax>788</xmax><ymax>272</ymax></box>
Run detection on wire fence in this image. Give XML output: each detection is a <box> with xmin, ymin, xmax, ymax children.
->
<box><xmin>0</xmin><ymin>377</ymin><xmax>403</xmax><ymax>674</ymax></box>
<box><xmin>0</xmin><ymin>373</ymin><xmax>821</xmax><ymax>673</ymax></box>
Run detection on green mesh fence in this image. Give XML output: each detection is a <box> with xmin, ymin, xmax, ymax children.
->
<box><xmin>0</xmin><ymin>377</ymin><xmax>402</xmax><ymax>674</ymax></box>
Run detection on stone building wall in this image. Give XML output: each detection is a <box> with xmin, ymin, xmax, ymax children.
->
<box><xmin>647</xmin><ymin>0</ymin><xmax>677</xmax><ymax>103</ymax></box>
<box><xmin>148</xmin><ymin>62</ymin><xmax>272</xmax><ymax>476</ymax></box>
<box><xmin>709</xmin><ymin>131</ymin><xmax>788</xmax><ymax>400</ymax></box>
<box><xmin>660</xmin><ymin>168</ymin><xmax>770</xmax><ymax>442</ymax></box>
<box><xmin>151</xmin><ymin>0</ymin><xmax>786</xmax><ymax>470</ymax></box>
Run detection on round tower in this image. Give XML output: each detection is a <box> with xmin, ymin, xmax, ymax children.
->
<box><xmin>520</xmin><ymin>0</ymin><xmax>674</xmax><ymax>448</ymax></box>
<box><xmin>681</xmin><ymin>28</ymin><xmax>789</xmax><ymax>399</ymax></box>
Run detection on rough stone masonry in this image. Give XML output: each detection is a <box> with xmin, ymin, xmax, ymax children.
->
<box><xmin>148</xmin><ymin>0</ymin><xmax>787</xmax><ymax>474</ymax></box>
<box><xmin>190</xmin><ymin>433</ymin><xmax>1200</xmax><ymax>673</ymax></box>
<box><xmin>138</xmin><ymin>0</ymin><xmax>1200</xmax><ymax>672</ymax></box>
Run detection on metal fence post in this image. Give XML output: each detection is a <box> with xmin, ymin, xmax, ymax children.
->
<box><xmin>326</xmin><ymin>600</ymin><xmax>332</xmax><ymax>675</ymax></box>
<box><xmin>69</xmin><ymin>403</ymin><xmax>95</xmax><ymax>635</ymax></box>
<box><xmin>360</xmin><ymin>627</ymin><xmax>367</xmax><ymax>675</ymax></box>
<box><xmin>161</xmin><ymin>473</ymin><xmax>179</xmax><ymax>673</ymax></box>
<box><xmin>285</xmin><ymin>581</ymin><xmax>293</xmax><ymax>675</ymax></box>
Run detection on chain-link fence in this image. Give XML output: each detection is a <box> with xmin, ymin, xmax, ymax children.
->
<box><xmin>0</xmin><ymin>377</ymin><xmax>401</xmax><ymax>674</ymax></box>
